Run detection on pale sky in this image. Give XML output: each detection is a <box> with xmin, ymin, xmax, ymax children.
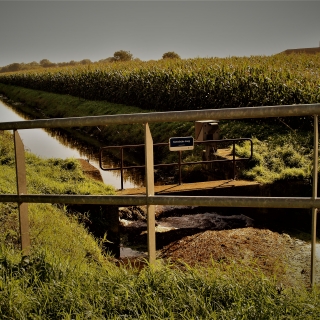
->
<box><xmin>0</xmin><ymin>1</ymin><xmax>320</xmax><ymax>67</ymax></box>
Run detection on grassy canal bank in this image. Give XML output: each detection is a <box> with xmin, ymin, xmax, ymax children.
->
<box><xmin>0</xmin><ymin>83</ymin><xmax>194</xmax><ymax>146</ymax></box>
<box><xmin>1</xmin><ymin>130</ymin><xmax>320</xmax><ymax>318</ymax></box>
<box><xmin>0</xmin><ymin>83</ymin><xmax>316</xmax><ymax>186</ymax></box>
<box><xmin>0</xmin><ymin>83</ymin><xmax>196</xmax><ymax>181</ymax></box>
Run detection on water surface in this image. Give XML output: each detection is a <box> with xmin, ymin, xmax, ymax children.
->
<box><xmin>0</xmin><ymin>97</ymin><xmax>142</xmax><ymax>189</ymax></box>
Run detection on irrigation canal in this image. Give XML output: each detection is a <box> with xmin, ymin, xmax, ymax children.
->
<box><xmin>2</xmin><ymin>97</ymin><xmax>320</xmax><ymax>270</ymax></box>
<box><xmin>0</xmin><ymin>96</ymin><xmax>142</xmax><ymax>190</ymax></box>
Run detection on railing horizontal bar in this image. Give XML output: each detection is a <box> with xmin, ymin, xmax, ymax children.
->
<box><xmin>100</xmin><ymin>138</ymin><xmax>253</xmax><ymax>171</ymax></box>
<box><xmin>0</xmin><ymin>194</ymin><xmax>319</xmax><ymax>209</ymax></box>
<box><xmin>0</xmin><ymin>194</ymin><xmax>147</xmax><ymax>206</ymax></box>
<box><xmin>150</xmin><ymin>196</ymin><xmax>319</xmax><ymax>208</ymax></box>
<box><xmin>1</xmin><ymin>104</ymin><xmax>320</xmax><ymax>130</ymax></box>
<box><xmin>100</xmin><ymin>139</ymin><xmax>251</xmax><ymax>151</ymax></box>
<box><xmin>101</xmin><ymin>157</ymin><xmax>250</xmax><ymax>171</ymax></box>
<box><xmin>158</xmin><ymin>158</ymin><xmax>250</xmax><ymax>166</ymax></box>
<box><xmin>101</xmin><ymin>166</ymin><xmax>145</xmax><ymax>171</ymax></box>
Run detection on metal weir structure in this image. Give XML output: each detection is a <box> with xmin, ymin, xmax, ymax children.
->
<box><xmin>0</xmin><ymin>103</ymin><xmax>319</xmax><ymax>286</ymax></box>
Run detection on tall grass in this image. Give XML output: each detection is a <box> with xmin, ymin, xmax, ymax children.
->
<box><xmin>1</xmin><ymin>249</ymin><xmax>320</xmax><ymax>319</ymax></box>
<box><xmin>233</xmin><ymin>131</ymin><xmax>313</xmax><ymax>184</ymax></box>
<box><xmin>0</xmin><ymin>130</ymin><xmax>115</xmax><ymax>252</ymax></box>
<box><xmin>1</xmin><ymin>123</ymin><xmax>320</xmax><ymax>319</ymax></box>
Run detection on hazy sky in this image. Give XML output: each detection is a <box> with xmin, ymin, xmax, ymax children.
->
<box><xmin>0</xmin><ymin>1</ymin><xmax>320</xmax><ymax>67</ymax></box>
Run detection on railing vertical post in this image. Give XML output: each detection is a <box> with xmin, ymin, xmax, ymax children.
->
<box><xmin>233</xmin><ymin>141</ymin><xmax>236</xmax><ymax>180</ymax></box>
<box><xmin>179</xmin><ymin>151</ymin><xmax>182</xmax><ymax>185</ymax></box>
<box><xmin>311</xmin><ymin>114</ymin><xmax>318</xmax><ymax>286</ymax></box>
<box><xmin>144</xmin><ymin>123</ymin><xmax>156</xmax><ymax>264</ymax></box>
<box><xmin>13</xmin><ymin>130</ymin><xmax>30</xmax><ymax>256</ymax></box>
<box><xmin>120</xmin><ymin>147</ymin><xmax>124</xmax><ymax>190</ymax></box>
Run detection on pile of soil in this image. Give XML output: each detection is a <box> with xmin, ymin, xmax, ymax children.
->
<box><xmin>159</xmin><ymin>227</ymin><xmax>315</xmax><ymax>287</ymax></box>
<box><xmin>118</xmin><ymin>206</ymin><xmax>318</xmax><ymax>287</ymax></box>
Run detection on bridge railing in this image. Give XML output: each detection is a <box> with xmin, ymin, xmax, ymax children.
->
<box><xmin>99</xmin><ymin>138</ymin><xmax>253</xmax><ymax>189</ymax></box>
<box><xmin>0</xmin><ymin>103</ymin><xmax>319</xmax><ymax>285</ymax></box>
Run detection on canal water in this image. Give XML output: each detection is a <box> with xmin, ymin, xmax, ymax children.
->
<box><xmin>0</xmin><ymin>96</ymin><xmax>142</xmax><ymax>190</ymax></box>
<box><xmin>0</xmin><ymin>96</ymin><xmax>148</xmax><ymax>257</ymax></box>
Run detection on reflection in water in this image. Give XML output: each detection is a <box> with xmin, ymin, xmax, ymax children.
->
<box><xmin>0</xmin><ymin>96</ymin><xmax>144</xmax><ymax>189</ymax></box>
<box><xmin>50</xmin><ymin>127</ymin><xmax>146</xmax><ymax>188</ymax></box>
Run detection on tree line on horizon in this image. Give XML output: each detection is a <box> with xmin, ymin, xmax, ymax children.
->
<box><xmin>0</xmin><ymin>50</ymin><xmax>181</xmax><ymax>73</ymax></box>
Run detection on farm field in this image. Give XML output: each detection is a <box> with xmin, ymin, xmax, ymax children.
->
<box><xmin>0</xmin><ymin>54</ymin><xmax>320</xmax><ymax>317</ymax></box>
<box><xmin>0</xmin><ymin>54</ymin><xmax>319</xmax><ymax>112</ymax></box>
<box><xmin>2</xmin><ymin>1</ymin><xmax>320</xmax><ymax>316</ymax></box>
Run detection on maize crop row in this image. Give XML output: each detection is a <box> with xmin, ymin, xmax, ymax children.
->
<box><xmin>0</xmin><ymin>54</ymin><xmax>319</xmax><ymax>112</ymax></box>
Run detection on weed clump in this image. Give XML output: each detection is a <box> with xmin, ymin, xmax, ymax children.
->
<box><xmin>221</xmin><ymin>120</ymin><xmax>315</xmax><ymax>184</ymax></box>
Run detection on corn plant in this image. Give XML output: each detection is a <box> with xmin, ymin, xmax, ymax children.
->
<box><xmin>0</xmin><ymin>54</ymin><xmax>319</xmax><ymax>113</ymax></box>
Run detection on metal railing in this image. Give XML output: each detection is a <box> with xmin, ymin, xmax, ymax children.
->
<box><xmin>0</xmin><ymin>103</ymin><xmax>319</xmax><ymax>285</ymax></box>
<box><xmin>99</xmin><ymin>138</ymin><xmax>253</xmax><ymax>189</ymax></box>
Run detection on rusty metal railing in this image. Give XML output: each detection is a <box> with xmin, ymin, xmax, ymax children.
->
<box><xmin>99</xmin><ymin>138</ymin><xmax>253</xmax><ymax>190</ymax></box>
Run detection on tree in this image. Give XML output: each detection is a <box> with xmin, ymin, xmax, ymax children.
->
<box><xmin>40</xmin><ymin>59</ymin><xmax>56</xmax><ymax>68</ymax></box>
<box><xmin>68</xmin><ymin>60</ymin><xmax>77</xmax><ymax>66</ymax></box>
<box><xmin>27</xmin><ymin>61</ymin><xmax>40</xmax><ymax>68</ymax></box>
<box><xmin>162</xmin><ymin>51</ymin><xmax>181</xmax><ymax>60</ymax></box>
<box><xmin>80</xmin><ymin>59</ymin><xmax>92</xmax><ymax>65</ymax></box>
<box><xmin>0</xmin><ymin>63</ymin><xmax>20</xmax><ymax>73</ymax></box>
<box><xmin>113</xmin><ymin>50</ymin><xmax>133</xmax><ymax>62</ymax></box>
<box><xmin>6</xmin><ymin>63</ymin><xmax>22</xmax><ymax>72</ymax></box>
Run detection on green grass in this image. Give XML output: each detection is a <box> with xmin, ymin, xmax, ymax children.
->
<box><xmin>0</xmin><ymin>129</ymin><xmax>115</xmax><ymax>253</ymax></box>
<box><xmin>0</xmin><ymin>83</ymin><xmax>194</xmax><ymax>146</ymax></box>
<box><xmin>0</xmin><ymin>131</ymin><xmax>114</xmax><ymax>196</ymax></box>
<box><xmin>1</xmin><ymin>247</ymin><xmax>320</xmax><ymax>319</ymax></box>
<box><xmin>1</xmin><ymin>83</ymin><xmax>317</xmax><ymax>185</ymax></box>
<box><xmin>1</xmin><ymin>60</ymin><xmax>320</xmax><ymax>317</ymax></box>
<box><xmin>1</xmin><ymin>122</ymin><xmax>320</xmax><ymax>318</ymax></box>
<box><xmin>234</xmin><ymin>133</ymin><xmax>313</xmax><ymax>184</ymax></box>
<box><xmin>219</xmin><ymin>118</ymin><xmax>315</xmax><ymax>184</ymax></box>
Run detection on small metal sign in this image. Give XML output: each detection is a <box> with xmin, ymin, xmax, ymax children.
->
<box><xmin>169</xmin><ymin>136</ymin><xmax>194</xmax><ymax>151</ymax></box>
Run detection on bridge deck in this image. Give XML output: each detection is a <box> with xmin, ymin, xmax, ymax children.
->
<box><xmin>116</xmin><ymin>179</ymin><xmax>260</xmax><ymax>196</ymax></box>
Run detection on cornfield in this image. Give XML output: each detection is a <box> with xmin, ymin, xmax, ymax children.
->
<box><xmin>0</xmin><ymin>54</ymin><xmax>319</xmax><ymax>111</ymax></box>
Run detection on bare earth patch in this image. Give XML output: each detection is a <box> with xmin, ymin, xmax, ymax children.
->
<box><xmin>159</xmin><ymin>227</ymin><xmax>316</xmax><ymax>287</ymax></box>
<box><xmin>117</xmin><ymin>206</ymin><xmax>319</xmax><ymax>287</ymax></box>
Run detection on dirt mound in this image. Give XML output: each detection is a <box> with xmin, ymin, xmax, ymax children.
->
<box><xmin>159</xmin><ymin>227</ymin><xmax>315</xmax><ymax>286</ymax></box>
